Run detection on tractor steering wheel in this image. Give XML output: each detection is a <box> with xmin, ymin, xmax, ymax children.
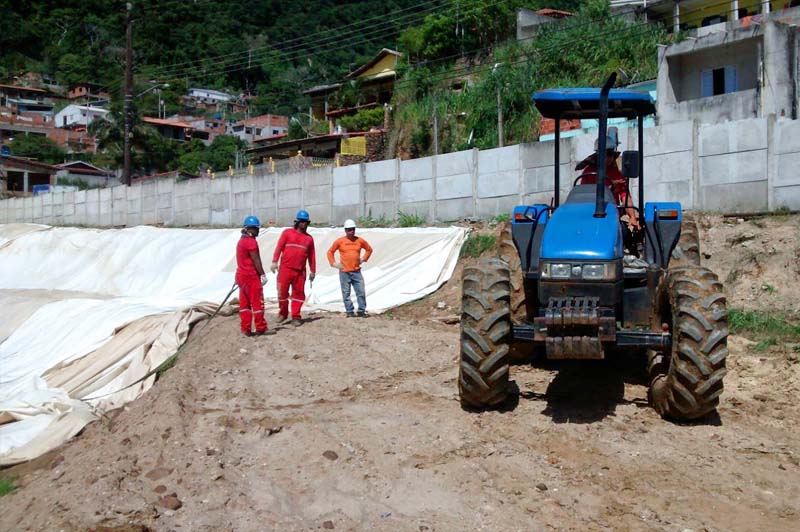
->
<box><xmin>573</xmin><ymin>172</ymin><xmax>598</xmax><ymax>186</ymax></box>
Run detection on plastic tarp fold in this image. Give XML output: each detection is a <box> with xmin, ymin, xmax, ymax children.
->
<box><xmin>0</xmin><ymin>223</ymin><xmax>465</xmax><ymax>464</ymax></box>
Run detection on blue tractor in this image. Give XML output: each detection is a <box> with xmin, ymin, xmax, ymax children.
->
<box><xmin>458</xmin><ymin>74</ymin><xmax>728</xmax><ymax>420</ymax></box>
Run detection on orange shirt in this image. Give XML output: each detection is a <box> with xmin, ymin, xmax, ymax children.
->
<box><xmin>327</xmin><ymin>236</ymin><xmax>373</xmax><ymax>272</ymax></box>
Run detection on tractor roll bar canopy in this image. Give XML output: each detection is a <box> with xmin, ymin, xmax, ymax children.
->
<box><xmin>532</xmin><ymin>79</ymin><xmax>655</xmax><ymax>214</ymax></box>
<box><xmin>532</xmin><ymin>88</ymin><xmax>655</xmax><ymax>120</ymax></box>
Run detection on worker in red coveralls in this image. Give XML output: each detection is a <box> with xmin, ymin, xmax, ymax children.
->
<box><xmin>236</xmin><ymin>216</ymin><xmax>275</xmax><ymax>337</ymax></box>
<box><xmin>271</xmin><ymin>209</ymin><xmax>316</xmax><ymax>326</ymax></box>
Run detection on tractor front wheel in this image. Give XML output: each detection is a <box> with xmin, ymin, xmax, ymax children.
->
<box><xmin>648</xmin><ymin>266</ymin><xmax>728</xmax><ymax>420</ymax></box>
<box><xmin>671</xmin><ymin>214</ymin><xmax>701</xmax><ymax>266</ymax></box>
<box><xmin>458</xmin><ymin>258</ymin><xmax>512</xmax><ymax>408</ymax></box>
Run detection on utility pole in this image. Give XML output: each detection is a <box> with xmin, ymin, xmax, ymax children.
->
<box><xmin>432</xmin><ymin>101</ymin><xmax>439</xmax><ymax>155</ymax></box>
<box><xmin>497</xmin><ymin>86</ymin><xmax>504</xmax><ymax>148</ymax></box>
<box><xmin>123</xmin><ymin>2</ymin><xmax>133</xmax><ymax>186</ymax></box>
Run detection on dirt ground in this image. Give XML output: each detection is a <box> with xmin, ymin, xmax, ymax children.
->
<box><xmin>2</xmin><ymin>214</ymin><xmax>799</xmax><ymax>532</ymax></box>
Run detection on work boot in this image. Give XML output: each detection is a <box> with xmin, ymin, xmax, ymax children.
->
<box><xmin>357</xmin><ymin>311</ymin><xmax>368</xmax><ymax>318</ymax></box>
<box><xmin>291</xmin><ymin>319</ymin><xmax>302</xmax><ymax>326</ymax></box>
<box><xmin>277</xmin><ymin>315</ymin><xmax>289</xmax><ymax>325</ymax></box>
<box><xmin>254</xmin><ymin>329</ymin><xmax>276</xmax><ymax>336</ymax></box>
<box><xmin>242</xmin><ymin>331</ymin><xmax>253</xmax><ymax>337</ymax></box>
<box><xmin>346</xmin><ymin>312</ymin><xmax>355</xmax><ymax>318</ymax></box>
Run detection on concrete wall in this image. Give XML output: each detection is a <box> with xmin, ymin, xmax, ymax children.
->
<box><xmin>3</xmin><ymin>116</ymin><xmax>800</xmax><ymax>227</ymax></box>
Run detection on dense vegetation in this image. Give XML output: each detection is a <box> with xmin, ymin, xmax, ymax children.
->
<box><xmin>1</xmin><ymin>0</ymin><xmax>668</xmax><ymax>172</ymax></box>
<box><xmin>391</xmin><ymin>0</ymin><xmax>667</xmax><ymax>156</ymax></box>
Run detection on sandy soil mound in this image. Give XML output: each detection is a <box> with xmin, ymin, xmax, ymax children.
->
<box><xmin>1</xmin><ymin>214</ymin><xmax>799</xmax><ymax>531</ymax></box>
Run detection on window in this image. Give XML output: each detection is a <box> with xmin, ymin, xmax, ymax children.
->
<box><xmin>701</xmin><ymin>66</ymin><xmax>737</xmax><ymax>97</ymax></box>
<box><xmin>272</xmin><ymin>129</ymin><xmax>280</xmax><ymax>135</ymax></box>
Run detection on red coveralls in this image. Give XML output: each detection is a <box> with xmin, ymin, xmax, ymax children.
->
<box><xmin>236</xmin><ymin>235</ymin><xmax>267</xmax><ymax>334</ymax></box>
<box><xmin>272</xmin><ymin>228</ymin><xmax>316</xmax><ymax>320</ymax></box>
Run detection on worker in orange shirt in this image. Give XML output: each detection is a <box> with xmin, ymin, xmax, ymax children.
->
<box><xmin>327</xmin><ymin>219</ymin><xmax>373</xmax><ymax>317</ymax></box>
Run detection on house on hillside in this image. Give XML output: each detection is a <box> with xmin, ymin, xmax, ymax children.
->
<box><xmin>656</xmin><ymin>4</ymin><xmax>800</xmax><ymax>124</ymax></box>
<box><xmin>55</xmin><ymin>105</ymin><xmax>109</xmax><ymax>129</ymax></box>
<box><xmin>67</xmin><ymin>83</ymin><xmax>109</xmax><ymax>103</ymax></box>
<box><xmin>143</xmin><ymin>117</ymin><xmax>210</xmax><ymax>144</ymax></box>
<box><xmin>0</xmin><ymin>154</ymin><xmax>58</xmax><ymax>195</ymax></box>
<box><xmin>610</xmin><ymin>0</ymin><xmax>796</xmax><ymax>32</ymax></box>
<box><xmin>303</xmin><ymin>48</ymin><xmax>401</xmax><ymax>133</ymax></box>
<box><xmin>56</xmin><ymin>161</ymin><xmax>116</xmax><ymax>187</ymax></box>
<box><xmin>227</xmin><ymin>114</ymin><xmax>289</xmax><ymax>144</ymax></box>
<box><xmin>187</xmin><ymin>88</ymin><xmax>232</xmax><ymax>105</ymax></box>
<box><xmin>0</xmin><ymin>84</ymin><xmax>54</xmax><ymax>115</ymax></box>
<box><xmin>516</xmin><ymin>7</ymin><xmax>574</xmax><ymax>40</ymax></box>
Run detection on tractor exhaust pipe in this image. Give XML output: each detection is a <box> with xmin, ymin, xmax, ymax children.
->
<box><xmin>594</xmin><ymin>73</ymin><xmax>617</xmax><ymax>218</ymax></box>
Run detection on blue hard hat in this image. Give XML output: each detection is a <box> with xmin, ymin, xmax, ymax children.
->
<box><xmin>243</xmin><ymin>215</ymin><xmax>261</xmax><ymax>228</ymax></box>
<box><xmin>295</xmin><ymin>209</ymin><xmax>310</xmax><ymax>222</ymax></box>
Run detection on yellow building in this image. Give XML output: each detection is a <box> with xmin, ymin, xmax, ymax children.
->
<box><xmin>303</xmin><ymin>48</ymin><xmax>401</xmax><ymax>132</ymax></box>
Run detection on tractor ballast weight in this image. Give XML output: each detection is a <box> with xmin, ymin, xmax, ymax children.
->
<box><xmin>458</xmin><ymin>74</ymin><xmax>728</xmax><ymax>420</ymax></box>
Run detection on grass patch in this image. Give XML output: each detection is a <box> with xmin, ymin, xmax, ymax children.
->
<box><xmin>0</xmin><ymin>477</ymin><xmax>15</xmax><ymax>497</ymax></box>
<box><xmin>729</xmin><ymin>309</ymin><xmax>800</xmax><ymax>346</ymax></box>
<box><xmin>155</xmin><ymin>353</ymin><xmax>179</xmax><ymax>380</ymax></box>
<box><xmin>397</xmin><ymin>210</ymin><xmax>426</xmax><ymax>227</ymax></box>
<box><xmin>460</xmin><ymin>233</ymin><xmax>496</xmax><ymax>258</ymax></box>
<box><xmin>356</xmin><ymin>211</ymin><xmax>391</xmax><ymax>228</ymax></box>
<box><xmin>490</xmin><ymin>213</ymin><xmax>510</xmax><ymax>225</ymax></box>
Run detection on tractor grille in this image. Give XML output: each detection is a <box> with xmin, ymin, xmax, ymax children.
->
<box><xmin>534</xmin><ymin>297</ymin><xmax>615</xmax><ymax>359</ymax></box>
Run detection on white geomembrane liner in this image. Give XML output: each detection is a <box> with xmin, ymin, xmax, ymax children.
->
<box><xmin>0</xmin><ymin>223</ymin><xmax>466</xmax><ymax>464</ymax></box>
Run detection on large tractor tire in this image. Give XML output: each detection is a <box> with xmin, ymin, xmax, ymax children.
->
<box><xmin>458</xmin><ymin>258</ymin><xmax>512</xmax><ymax>408</ymax></box>
<box><xmin>648</xmin><ymin>266</ymin><xmax>728</xmax><ymax>420</ymax></box>
<box><xmin>498</xmin><ymin>222</ymin><xmax>527</xmax><ymax>323</ymax></box>
<box><xmin>671</xmin><ymin>214</ymin><xmax>701</xmax><ymax>266</ymax></box>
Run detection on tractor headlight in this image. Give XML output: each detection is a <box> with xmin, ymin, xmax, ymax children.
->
<box><xmin>541</xmin><ymin>262</ymin><xmax>572</xmax><ymax>279</ymax></box>
<box><xmin>582</xmin><ymin>263</ymin><xmax>608</xmax><ymax>280</ymax></box>
<box><xmin>540</xmin><ymin>261</ymin><xmax>619</xmax><ymax>281</ymax></box>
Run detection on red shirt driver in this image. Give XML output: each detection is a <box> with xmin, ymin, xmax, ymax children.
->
<box><xmin>236</xmin><ymin>216</ymin><xmax>275</xmax><ymax>337</ymax></box>
<box><xmin>271</xmin><ymin>209</ymin><xmax>316</xmax><ymax>325</ymax></box>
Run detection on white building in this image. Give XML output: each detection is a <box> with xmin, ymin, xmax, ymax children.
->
<box><xmin>187</xmin><ymin>88</ymin><xmax>233</xmax><ymax>104</ymax></box>
<box><xmin>54</xmin><ymin>105</ymin><xmax>109</xmax><ymax>129</ymax></box>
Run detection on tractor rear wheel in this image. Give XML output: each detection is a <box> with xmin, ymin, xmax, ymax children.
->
<box><xmin>671</xmin><ymin>214</ymin><xmax>701</xmax><ymax>266</ymax></box>
<box><xmin>458</xmin><ymin>258</ymin><xmax>512</xmax><ymax>408</ymax></box>
<box><xmin>648</xmin><ymin>266</ymin><xmax>728</xmax><ymax>420</ymax></box>
<box><xmin>498</xmin><ymin>222</ymin><xmax>527</xmax><ymax>323</ymax></box>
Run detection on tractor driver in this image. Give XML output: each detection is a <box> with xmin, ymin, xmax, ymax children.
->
<box><xmin>576</xmin><ymin>129</ymin><xmax>640</xmax><ymax>232</ymax></box>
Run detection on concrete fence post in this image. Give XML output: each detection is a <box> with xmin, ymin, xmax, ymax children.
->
<box><xmin>691</xmin><ymin>118</ymin><xmax>700</xmax><ymax>211</ymax></box>
<box><xmin>767</xmin><ymin>113</ymin><xmax>776</xmax><ymax>211</ymax></box>
<box><xmin>393</xmin><ymin>158</ymin><xmax>400</xmax><ymax>221</ymax></box>
<box><xmin>431</xmin><ymin>154</ymin><xmax>438</xmax><ymax>222</ymax></box>
<box><xmin>273</xmin><ymin>173</ymin><xmax>279</xmax><ymax>224</ymax></box>
<box><xmin>359</xmin><ymin>162</ymin><xmax>367</xmax><ymax>219</ymax></box>
<box><xmin>471</xmin><ymin>148</ymin><xmax>479</xmax><ymax>217</ymax></box>
<box><xmin>229</xmin><ymin>175</ymin><xmax>234</xmax><ymax>226</ymax></box>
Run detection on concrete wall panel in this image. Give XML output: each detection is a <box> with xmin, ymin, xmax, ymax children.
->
<box><xmin>476</xmin><ymin>195</ymin><xmax>519</xmax><ymax>218</ymax></box>
<box><xmin>700</xmin><ymin>150</ymin><xmax>767</xmax><ymax>186</ymax></box>
<box><xmin>365</xmin><ymin>181</ymin><xmax>394</xmax><ymax>203</ymax></box>
<box><xmin>477</xmin><ymin>170</ymin><xmax>518</xmax><ymax>198</ymax></box>
<box><xmin>365</xmin><ymin>159</ymin><xmax>397</xmax><ymax>183</ymax></box>
<box><xmin>701</xmin><ymin>181</ymin><xmax>767</xmax><ymax>212</ymax></box>
<box><xmin>400</xmin><ymin>179</ymin><xmax>433</xmax><ymax>203</ymax></box>
<box><xmin>437</xmin><ymin>151</ymin><xmax>473</xmax><ymax>177</ymax></box>
<box><xmin>400</xmin><ymin>157</ymin><xmax>432</xmax><ymax>182</ymax></box>
<box><xmin>333</xmin><ymin>164</ymin><xmax>361</xmax><ymax>186</ymax></box>
<box><xmin>773</xmin><ymin>185</ymin><xmax>800</xmax><ymax>210</ymax></box>
<box><xmin>437</xmin><ymin>197</ymin><xmax>473</xmax><ymax>221</ymax></box>
<box><xmin>333</xmin><ymin>184</ymin><xmax>360</xmax><ymax>206</ymax></box>
<box><xmin>774</xmin><ymin>152</ymin><xmax>800</xmax><ymax>187</ymax></box>
<box><xmin>436</xmin><ymin>173</ymin><xmax>471</xmax><ymax>200</ymax></box>
<box><xmin>699</xmin><ymin>118</ymin><xmax>767</xmax><ymax>156</ymax></box>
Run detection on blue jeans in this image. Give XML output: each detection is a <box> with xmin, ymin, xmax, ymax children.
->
<box><xmin>339</xmin><ymin>270</ymin><xmax>366</xmax><ymax>314</ymax></box>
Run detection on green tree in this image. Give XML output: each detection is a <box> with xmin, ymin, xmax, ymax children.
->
<box><xmin>8</xmin><ymin>135</ymin><xmax>66</xmax><ymax>165</ymax></box>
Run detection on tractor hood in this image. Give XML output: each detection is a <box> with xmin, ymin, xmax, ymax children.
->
<box><xmin>540</xmin><ymin>202</ymin><xmax>623</xmax><ymax>260</ymax></box>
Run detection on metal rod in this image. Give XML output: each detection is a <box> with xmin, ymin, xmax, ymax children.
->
<box><xmin>595</xmin><ymin>73</ymin><xmax>616</xmax><ymax>218</ymax></box>
<box><xmin>123</xmin><ymin>2</ymin><xmax>133</xmax><ymax>187</ymax></box>
<box><xmin>638</xmin><ymin>114</ymin><xmax>645</xmax><ymax>216</ymax></box>
<box><xmin>554</xmin><ymin>114</ymin><xmax>560</xmax><ymax>208</ymax></box>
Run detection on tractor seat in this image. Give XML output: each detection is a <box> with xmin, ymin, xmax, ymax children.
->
<box><xmin>565</xmin><ymin>183</ymin><xmax>616</xmax><ymax>206</ymax></box>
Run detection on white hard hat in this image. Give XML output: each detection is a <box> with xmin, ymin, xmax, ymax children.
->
<box><xmin>343</xmin><ymin>219</ymin><xmax>357</xmax><ymax>229</ymax></box>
